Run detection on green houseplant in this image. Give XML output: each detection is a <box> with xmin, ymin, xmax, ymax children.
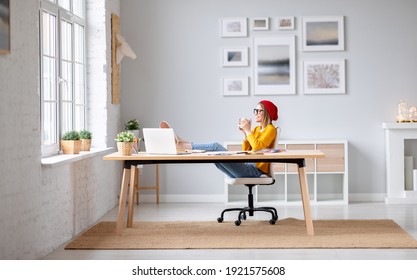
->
<box><xmin>115</xmin><ymin>131</ymin><xmax>135</xmax><ymax>156</ymax></box>
<box><xmin>61</xmin><ymin>131</ymin><xmax>81</xmax><ymax>154</ymax></box>
<box><xmin>124</xmin><ymin>119</ymin><xmax>139</xmax><ymax>130</ymax></box>
<box><xmin>124</xmin><ymin>119</ymin><xmax>140</xmax><ymax>138</ymax></box>
<box><xmin>79</xmin><ymin>129</ymin><xmax>92</xmax><ymax>151</ymax></box>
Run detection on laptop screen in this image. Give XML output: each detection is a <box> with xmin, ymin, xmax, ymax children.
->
<box><xmin>142</xmin><ymin>128</ymin><xmax>178</xmax><ymax>154</ymax></box>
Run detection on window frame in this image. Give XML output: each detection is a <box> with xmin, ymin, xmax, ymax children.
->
<box><xmin>40</xmin><ymin>0</ymin><xmax>87</xmax><ymax>158</ymax></box>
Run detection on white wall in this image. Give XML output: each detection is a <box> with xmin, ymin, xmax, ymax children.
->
<box><xmin>0</xmin><ymin>0</ymin><xmax>415</xmax><ymax>260</ymax></box>
<box><xmin>120</xmin><ymin>0</ymin><xmax>417</xmax><ymax>201</ymax></box>
<box><xmin>0</xmin><ymin>0</ymin><xmax>122</xmax><ymax>259</ymax></box>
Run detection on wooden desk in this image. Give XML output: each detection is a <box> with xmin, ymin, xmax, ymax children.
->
<box><xmin>103</xmin><ymin>150</ymin><xmax>325</xmax><ymax>235</ymax></box>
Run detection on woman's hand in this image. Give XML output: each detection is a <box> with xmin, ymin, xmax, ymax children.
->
<box><xmin>238</xmin><ymin>118</ymin><xmax>252</xmax><ymax>136</ymax></box>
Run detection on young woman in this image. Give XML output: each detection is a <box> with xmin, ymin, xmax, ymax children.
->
<box><xmin>161</xmin><ymin>100</ymin><xmax>278</xmax><ymax>178</ymax></box>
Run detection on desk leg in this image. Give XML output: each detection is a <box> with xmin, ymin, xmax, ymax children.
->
<box><xmin>156</xmin><ymin>164</ymin><xmax>160</xmax><ymax>204</ymax></box>
<box><xmin>127</xmin><ymin>165</ymin><xmax>137</xmax><ymax>228</ymax></box>
<box><xmin>298</xmin><ymin>166</ymin><xmax>315</xmax><ymax>236</ymax></box>
<box><xmin>116</xmin><ymin>168</ymin><xmax>131</xmax><ymax>235</ymax></box>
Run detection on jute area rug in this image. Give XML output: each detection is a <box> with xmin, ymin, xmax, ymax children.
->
<box><xmin>65</xmin><ymin>218</ymin><xmax>417</xmax><ymax>250</ymax></box>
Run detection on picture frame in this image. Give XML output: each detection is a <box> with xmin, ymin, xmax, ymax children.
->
<box><xmin>252</xmin><ymin>17</ymin><xmax>269</xmax><ymax>30</ymax></box>
<box><xmin>220</xmin><ymin>17</ymin><xmax>247</xmax><ymax>38</ymax></box>
<box><xmin>277</xmin><ymin>16</ymin><xmax>295</xmax><ymax>30</ymax></box>
<box><xmin>0</xmin><ymin>0</ymin><xmax>10</xmax><ymax>54</ymax></box>
<box><xmin>302</xmin><ymin>16</ymin><xmax>344</xmax><ymax>51</ymax></box>
<box><xmin>222</xmin><ymin>76</ymin><xmax>249</xmax><ymax>96</ymax></box>
<box><xmin>253</xmin><ymin>36</ymin><xmax>296</xmax><ymax>95</ymax></box>
<box><xmin>221</xmin><ymin>47</ymin><xmax>248</xmax><ymax>67</ymax></box>
<box><xmin>303</xmin><ymin>59</ymin><xmax>346</xmax><ymax>94</ymax></box>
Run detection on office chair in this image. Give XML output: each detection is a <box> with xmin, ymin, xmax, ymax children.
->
<box><xmin>217</xmin><ymin>126</ymin><xmax>280</xmax><ymax>226</ymax></box>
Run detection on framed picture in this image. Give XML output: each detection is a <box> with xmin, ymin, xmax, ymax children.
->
<box><xmin>303</xmin><ymin>60</ymin><xmax>346</xmax><ymax>94</ymax></box>
<box><xmin>252</xmin><ymin>17</ymin><xmax>269</xmax><ymax>30</ymax></box>
<box><xmin>221</xmin><ymin>47</ymin><xmax>248</xmax><ymax>67</ymax></box>
<box><xmin>220</xmin><ymin>17</ymin><xmax>247</xmax><ymax>37</ymax></box>
<box><xmin>0</xmin><ymin>0</ymin><xmax>10</xmax><ymax>54</ymax></box>
<box><xmin>302</xmin><ymin>16</ymin><xmax>344</xmax><ymax>51</ymax></box>
<box><xmin>277</xmin><ymin>16</ymin><xmax>295</xmax><ymax>30</ymax></box>
<box><xmin>253</xmin><ymin>36</ymin><xmax>296</xmax><ymax>95</ymax></box>
<box><xmin>222</xmin><ymin>77</ymin><xmax>249</xmax><ymax>96</ymax></box>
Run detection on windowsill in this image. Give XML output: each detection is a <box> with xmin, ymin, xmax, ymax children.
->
<box><xmin>41</xmin><ymin>147</ymin><xmax>115</xmax><ymax>168</ymax></box>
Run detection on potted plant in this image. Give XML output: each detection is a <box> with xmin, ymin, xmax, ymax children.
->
<box><xmin>79</xmin><ymin>129</ymin><xmax>92</xmax><ymax>151</ymax></box>
<box><xmin>115</xmin><ymin>131</ymin><xmax>135</xmax><ymax>156</ymax></box>
<box><xmin>124</xmin><ymin>119</ymin><xmax>140</xmax><ymax>138</ymax></box>
<box><xmin>61</xmin><ymin>131</ymin><xmax>81</xmax><ymax>154</ymax></box>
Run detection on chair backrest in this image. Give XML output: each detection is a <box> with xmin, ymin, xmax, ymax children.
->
<box><xmin>266</xmin><ymin>126</ymin><xmax>281</xmax><ymax>177</ymax></box>
<box><xmin>275</xmin><ymin>126</ymin><xmax>281</xmax><ymax>147</ymax></box>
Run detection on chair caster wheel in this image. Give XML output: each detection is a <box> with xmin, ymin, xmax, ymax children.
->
<box><xmin>234</xmin><ymin>220</ymin><xmax>241</xmax><ymax>226</ymax></box>
<box><xmin>217</xmin><ymin>217</ymin><xmax>223</xmax><ymax>223</ymax></box>
<box><xmin>269</xmin><ymin>219</ymin><xmax>276</xmax><ymax>225</ymax></box>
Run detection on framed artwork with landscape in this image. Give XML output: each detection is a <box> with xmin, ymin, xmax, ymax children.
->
<box><xmin>221</xmin><ymin>47</ymin><xmax>248</xmax><ymax>67</ymax></box>
<box><xmin>277</xmin><ymin>16</ymin><xmax>295</xmax><ymax>30</ymax></box>
<box><xmin>222</xmin><ymin>76</ymin><xmax>249</xmax><ymax>96</ymax></box>
<box><xmin>302</xmin><ymin>16</ymin><xmax>344</xmax><ymax>51</ymax></box>
<box><xmin>253</xmin><ymin>36</ymin><xmax>296</xmax><ymax>95</ymax></box>
<box><xmin>220</xmin><ymin>17</ymin><xmax>247</xmax><ymax>38</ymax></box>
<box><xmin>0</xmin><ymin>0</ymin><xmax>10</xmax><ymax>54</ymax></box>
<box><xmin>252</xmin><ymin>17</ymin><xmax>269</xmax><ymax>31</ymax></box>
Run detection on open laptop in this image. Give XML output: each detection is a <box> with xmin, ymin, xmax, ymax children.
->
<box><xmin>142</xmin><ymin>128</ymin><xmax>191</xmax><ymax>155</ymax></box>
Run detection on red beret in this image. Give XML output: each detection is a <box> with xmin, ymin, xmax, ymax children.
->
<box><xmin>260</xmin><ymin>100</ymin><xmax>278</xmax><ymax>121</ymax></box>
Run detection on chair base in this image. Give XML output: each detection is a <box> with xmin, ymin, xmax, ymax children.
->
<box><xmin>218</xmin><ymin>184</ymin><xmax>278</xmax><ymax>226</ymax></box>
<box><xmin>217</xmin><ymin>206</ymin><xmax>278</xmax><ymax>226</ymax></box>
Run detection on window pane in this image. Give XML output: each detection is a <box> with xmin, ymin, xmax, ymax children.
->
<box><xmin>61</xmin><ymin>61</ymin><xmax>73</xmax><ymax>101</ymax></box>
<box><xmin>73</xmin><ymin>0</ymin><xmax>84</xmax><ymax>18</ymax></box>
<box><xmin>43</xmin><ymin>56</ymin><xmax>57</xmax><ymax>101</ymax></box>
<box><xmin>74</xmin><ymin>105</ymin><xmax>85</xmax><ymax>131</ymax></box>
<box><xmin>42</xmin><ymin>12</ymin><xmax>56</xmax><ymax>57</ymax></box>
<box><xmin>74</xmin><ymin>24</ymin><xmax>84</xmax><ymax>63</ymax></box>
<box><xmin>43</xmin><ymin>102</ymin><xmax>57</xmax><ymax>145</ymax></box>
<box><xmin>61</xmin><ymin>20</ymin><xmax>72</xmax><ymax>61</ymax></box>
<box><xmin>42</xmin><ymin>57</ymin><xmax>51</xmax><ymax>100</ymax></box>
<box><xmin>58</xmin><ymin>0</ymin><xmax>70</xmax><ymax>11</ymax></box>
<box><xmin>74</xmin><ymin>63</ymin><xmax>84</xmax><ymax>104</ymax></box>
<box><xmin>61</xmin><ymin>102</ymin><xmax>73</xmax><ymax>134</ymax></box>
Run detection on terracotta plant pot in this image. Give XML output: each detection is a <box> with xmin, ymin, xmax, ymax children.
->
<box><xmin>61</xmin><ymin>140</ymin><xmax>82</xmax><ymax>154</ymax></box>
<box><xmin>81</xmin><ymin>139</ymin><xmax>91</xmax><ymax>151</ymax></box>
<box><xmin>117</xmin><ymin>142</ymin><xmax>134</xmax><ymax>156</ymax></box>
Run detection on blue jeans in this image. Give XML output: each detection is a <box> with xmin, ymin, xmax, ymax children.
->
<box><xmin>191</xmin><ymin>142</ymin><xmax>263</xmax><ymax>178</ymax></box>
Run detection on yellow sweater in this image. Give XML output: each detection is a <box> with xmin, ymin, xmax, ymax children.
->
<box><xmin>242</xmin><ymin>124</ymin><xmax>277</xmax><ymax>174</ymax></box>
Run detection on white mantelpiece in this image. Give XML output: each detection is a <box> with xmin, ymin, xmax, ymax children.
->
<box><xmin>382</xmin><ymin>122</ymin><xmax>417</xmax><ymax>204</ymax></box>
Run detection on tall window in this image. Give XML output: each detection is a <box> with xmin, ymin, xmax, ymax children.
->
<box><xmin>40</xmin><ymin>0</ymin><xmax>86</xmax><ymax>157</ymax></box>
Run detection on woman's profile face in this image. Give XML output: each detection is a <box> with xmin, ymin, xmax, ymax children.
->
<box><xmin>254</xmin><ymin>104</ymin><xmax>264</xmax><ymax>123</ymax></box>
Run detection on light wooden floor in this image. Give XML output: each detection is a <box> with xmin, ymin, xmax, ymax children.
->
<box><xmin>44</xmin><ymin>202</ymin><xmax>417</xmax><ymax>260</ymax></box>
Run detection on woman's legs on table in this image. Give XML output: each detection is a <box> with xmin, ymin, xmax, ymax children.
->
<box><xmin>192</xmin><ymin>142</ymin><xmax>263</xmax><ymax>178</ymax></box>
<box><xmin>160</xmin><ymin>121</ymin><xmax>263</xmax><ymax>178</ymax></box>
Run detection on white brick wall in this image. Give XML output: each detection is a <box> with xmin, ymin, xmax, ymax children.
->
<box><xmin>0</xmin><ymin>0</ymin><xmax>121</xmax><ymax>259</ymax></box>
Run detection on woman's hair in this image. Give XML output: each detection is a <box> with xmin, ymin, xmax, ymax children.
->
<box><xmin>259</xmin><ymin>102</ymin><xmax>272</xmax><ymax>124</ymax></box>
